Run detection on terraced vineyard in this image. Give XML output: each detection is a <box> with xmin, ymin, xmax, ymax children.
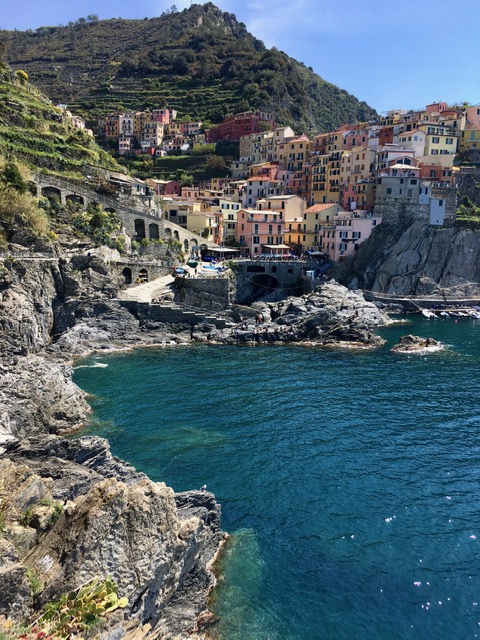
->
<box><xmin>0</xmin><ymin>67</ymin><xmax>123</xmax><ymax>178</ymax></box>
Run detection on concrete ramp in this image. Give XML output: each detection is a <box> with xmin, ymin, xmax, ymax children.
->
<box><xmin>117</xmin><ymin>274</ymin><xmax>174</xmax><ymax>303</ymax></box>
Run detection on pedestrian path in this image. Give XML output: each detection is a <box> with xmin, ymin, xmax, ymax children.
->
<box><xmin>116</xmin><ymin>274</ymin><xmax>174</xmax><ymax>303</ymax></box>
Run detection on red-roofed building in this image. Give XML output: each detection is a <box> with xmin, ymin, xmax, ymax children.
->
<box><xmin>205</xmin><ymin>111</ymin><xmax>275</xmax><ymax>143</ymax></box>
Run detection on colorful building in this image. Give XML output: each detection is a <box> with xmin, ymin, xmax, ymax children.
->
<box><xmin>236</xmin><ymin>208</ymin><xmax>285</xmax><ymax>255</ymax></box>
<box><xmin>206</xmin><ymin>111</ymin><xmax>275</xmax><ymax>143</ymax></box>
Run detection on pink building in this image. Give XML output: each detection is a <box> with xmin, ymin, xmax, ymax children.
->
<box><xmin>152</xmin><ymin>109</ymin><xmax>175</xmax><ymax>125</ymax></box>
<box><xmin>425</xmin><ymin>102</ymin><xmax>449</xmax><ymax>114</ymax></box>
<box><xmin>236</xmin><ymin>208</ymin><xmax>285</xmax><ymax>256</ymax></box>
<box><xmin>323</xmin><ymin>211</ymin><xmax>382</xmax><ymax>262</ymax></box>
<box><xmin>463</xmin><ymin>105</ymin><xmax>480</xmax><ymax>128</ymax></box>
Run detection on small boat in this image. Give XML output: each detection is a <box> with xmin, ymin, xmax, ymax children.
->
<box><xmin>439</xmin><ymin>311</ymin><xmax>449</xmax><ymax>318</ymax></box>
<box><xmin>421</xmin><ymin>309</ymin><xmax>436</xmax><ymax>319</ymax></box>
<box><xmin>187</xmin><ymin>259</ymin><xmax>198</xmax><ymax>268</ymax></box>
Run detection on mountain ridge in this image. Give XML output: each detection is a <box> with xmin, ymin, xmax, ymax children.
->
<box><xmin>0</xmin><ymin>2</ymin><xmax>377</xmax><ymax>133</ymax></box>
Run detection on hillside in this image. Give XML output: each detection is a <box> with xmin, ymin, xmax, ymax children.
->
<box><xmin>0</xmin><ymin>64</ymin><xmax>123</xmax><ymax>178</ymax></box>
<box><xmin>0</xmin><ymin>2</ymin><xmax>377</xmax><ymax>133</ymax></box>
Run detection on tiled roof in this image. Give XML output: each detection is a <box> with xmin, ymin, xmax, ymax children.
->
<box><xmin>305</xmin><ymin>204</ymin><xmax>337</xmax><ymax>212</ymax></box>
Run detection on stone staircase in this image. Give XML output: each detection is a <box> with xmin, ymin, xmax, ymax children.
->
<box><xmin>118</xmin><ymin>299</ymin><xmax>231</xmax><ymax>330</ymax></box>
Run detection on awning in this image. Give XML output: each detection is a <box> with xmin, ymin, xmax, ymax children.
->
<box><xmin>207</xmin><ymin>247</ymin><xmax>240</xmax><ymax>253</ymax></box>
<box><xmin>262</xmin><ymin>244</ymin><xmax>291</xmax><ymax>249</ymax></box>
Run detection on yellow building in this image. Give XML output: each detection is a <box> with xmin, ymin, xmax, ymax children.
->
<box><xmin>278</xmin><ymin>135</ymin><xmax>312</xmax><ymax>172</ymax></box>
<box><xmin>285</xmin><ymin>203</ymin><xmax>340</xmax><ymax>252</ymax></box>
<box><xmin>459</xmin><ymin>128</ymin><xmax>480</xmax><ymax>152</ymax></box>
<box><xmin>133</xmin><ymin>111</ymin><xmax>154</xmax><ymax>137</ymax></box>
<box><xmin>309</xmin><ymin>154</ymin><xmax>329</xmax><ymax>204</ymax></box>
<box><xmin>418</xmin><ymin>124</ymin><xmax>458</xmax><ymax>156</ymax></box>
<box><xmin>326</xmin><ymin>151</ymin><xmax>343</xmax><ymax>203</ymax></box>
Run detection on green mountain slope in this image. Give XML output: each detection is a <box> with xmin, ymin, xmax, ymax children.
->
<box><xmin>1</xmin><ymin>2</ymin><xmax>376</xmax><ymax>132</ymax></box>
<box><xmin>0</xmin><ymin>64</ymin><xmax>123</xmax><ymax>178</ymax></box>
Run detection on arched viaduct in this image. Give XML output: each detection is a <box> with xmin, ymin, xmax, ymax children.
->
<box><xmin>31</xmin><ymin>172</ymin><xmax>208</xmax><ymax>255</ymax></box>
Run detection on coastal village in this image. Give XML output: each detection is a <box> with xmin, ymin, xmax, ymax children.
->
<box><xmin>62</xmin><ymin>100</ymin><xmax>480</xmax><ymax>263</ymax></box>
<box><xmin>2</xmin><ymin>8</ymin><xmax>480</xmax><ymax>640</ymax></box>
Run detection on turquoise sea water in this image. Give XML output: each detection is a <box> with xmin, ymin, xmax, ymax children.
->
<box><xmin>73</xmin><ymin>317</ymin><xmax>480</xmax><ymax>640</ymax></box>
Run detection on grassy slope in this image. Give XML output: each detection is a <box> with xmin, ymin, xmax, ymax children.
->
<box><xmin>0</xmin><ymin>65</ymin><xmax>123</xmax><ymax>179</ymax></box>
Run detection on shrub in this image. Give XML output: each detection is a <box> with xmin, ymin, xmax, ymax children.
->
<box><xmin>35</xmin><ymin>577</ymin><xmax>128</xmax><ymax>637</ymax></box>
<box><xmin>0</xmin><ymin>184</ymin><xmax>49</xmax><ymax>237</ymax></box>
<box><xmin>2</xmin><ymin>162</ymin><xmax>28</xmax><ymax>192</ymax></box>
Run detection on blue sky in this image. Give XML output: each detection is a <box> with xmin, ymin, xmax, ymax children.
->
<box><xmin>1</xmin><ymin>0</ymin><xmax>479</xmax><ymax>115</ymax></box>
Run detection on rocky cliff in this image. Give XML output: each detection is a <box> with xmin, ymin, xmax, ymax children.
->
<box><xmin>0</xmin><ymin>245</ymin><xmax>390</xmax><ymax>638</ymax></box>
<box><xmin>0</xmin><ymin>253</ymin><xmax>225</xmax><ymax>639</ymax></box>
<box><xmin>344</xmin><ymin>220</ymin><xmax>480</xmax><ymax>299</ymax></box>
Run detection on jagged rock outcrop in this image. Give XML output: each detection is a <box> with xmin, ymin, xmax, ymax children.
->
<box><xmin>390</xmin><ymin>334</ymin><xmax>443</xmax><ymax>354</ymax></box>
<box><xmin>347</xmin><ymin>220</ymin><xmax>480</xmax><ymax>298</ymax></box>
<box><xmin>0</xmin><ymin>253</ymin><xmax>227</xmax><ymax>637</ymax></box>
<box><xmin>210</xmin><ymin>281</ymin><xmax>389</xmax><ymax>347</ymax></box>
<box><xmin>1</xmin><ymin>437</ymin><xmax>224</xmax><ymax>638</ymax></box>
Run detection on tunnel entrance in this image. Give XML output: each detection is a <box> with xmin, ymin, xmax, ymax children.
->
<box><xmin>250</xmin><ymin>273</ymin><xmax>280</xmax><ymax>300</ymax></box>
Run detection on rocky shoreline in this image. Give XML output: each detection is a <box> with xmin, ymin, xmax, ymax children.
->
<box><xmin>0</xmin><ymin>252</ymin><xmax>389</xmax><ymax>638</ymax></box>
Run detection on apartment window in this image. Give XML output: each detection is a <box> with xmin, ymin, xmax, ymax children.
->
<box><xmin>352</xmin><ymin>231</ymin><xmax>361</xmax><ymax>239</ymax></box>
<box><xmin>407</xmin><ymin>189</ymin><xmax>413</xmax><ymax>197</ymax></box>
<box><xmin>386</xmin><ymin>188</ymin><xmax>392</xmax><ymax>194</ymax></box>
<box><xmin>340</xmin><ymin>231</ymin><xmax>348</xmax><ymax>239</ymax></box>
<box><xmin>278</xmin><ymin>225</ymin><xmax>282</xmax><ymax>233</ymax></box>
<box><xmin>339</xmin><ymin>243</ymin><xmax>347</xmax><ymax>251</ymax></box>
<box><xmin>432</xmin><ymin>136</ymin><xmax>440</xmax><ymax>143</ymax></box>
<box><xmin>431</xmin><ymin>149</ymin><xmax>439</xmax><ymax>155</ymax></box>
<box><xmin>446</xmin><ymin>138</ymin><xmax>453</xmax><ymax>144</ymax></box>
<box><xmin>439</xmin><ymin>200</ymin><xmax>444</xmax><ymax>206</ymax></box>
<box><xmin>240</xmin><ymin>235</ymin><xmax>245</xmax><ymax>244</ymax></box>
<box><xmin>253</xmin><ymin>236</ymin><xmax>260</xmax><ymax>244</ymax></box>
<box><xmin>410</xmin><ymin>179</ymin><xmax>417</xmax><ymax>185</ymax></box>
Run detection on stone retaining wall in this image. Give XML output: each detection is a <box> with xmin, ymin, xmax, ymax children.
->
<box><xmin>173</xmin><ymin>278</ymin><xmax>231</xmax><ymax>311</ymax></box>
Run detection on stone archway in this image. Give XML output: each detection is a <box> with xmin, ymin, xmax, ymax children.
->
<box><xmin>149</xmin><ymin>223</ymin><xmax>160</xmax><ymax>240</ymax></box>
<box><xmin>184</xmin><ymin>239</ymin><xmax>189</xmax><ymax>251</ymax></box>
<box><xmin>165</xmin><ymin>227</ymin><xmax>172</xmax><ymax>236</ymax></box>
<box><xmin>249</xmin><ymin>273</ymin><xmax>280</xmax><ymax>300</ymax></box>
<box><xmin>122</xmin><ymin>267</ymin><xmax>132</xmax><ymax>285</ymax></box>
<box><xmin>135</xmin><ymin>219</ymin><xmax>146</xmax><ymax>240</ymax></box>
<box><xmin>66</xmin><ymin>194</ymin><xmax>85</xmax><ymax>208</ymax></box>
<box><xmin>173</xmin><ymin>230</ymin><xmax>180</xmax><ymax>241</ymax></box>
<box><xmin>41</xmin><ymin>186</ymin><xmax>62</xmax><ymax>202</ymax></box>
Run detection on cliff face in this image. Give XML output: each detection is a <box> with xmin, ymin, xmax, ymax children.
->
<box><xmin>1</xmin><ymin>436</ymin><xmax>223</xmax><ymax>638</ymax></box>
<box><xmin>346</xmin><ymin>221</ymin><xmax>480</xmax><ymax>298</ymax></box>
<box><xmin>0</xmin><ymin>253</ymin><xmax>225</xmax><ymax>639</ymax></box>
